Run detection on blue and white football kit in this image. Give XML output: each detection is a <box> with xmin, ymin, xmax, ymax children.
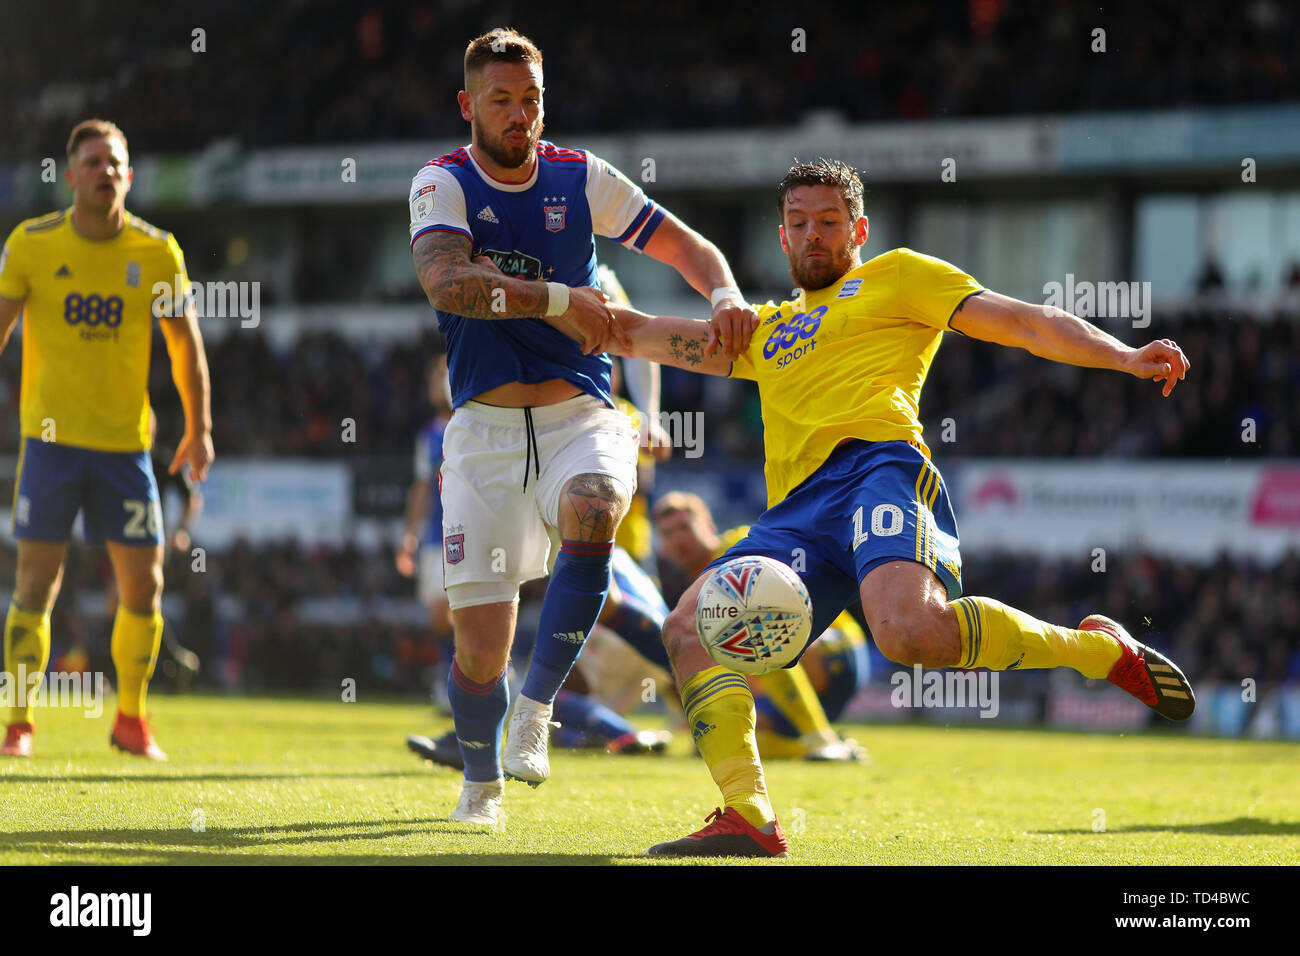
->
<box><xmin>408</xmin><ymin>144</ymin><xmax>657</xmax><ymax>606</ymax></box>
<box><xmin>409</xmin><ymin>142</ymin><xmax>665</xmax><ymax>785</ymax></box>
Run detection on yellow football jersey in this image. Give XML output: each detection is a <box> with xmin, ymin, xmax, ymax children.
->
<box><xmin>731</xmin><ymin>248</ymin><xmax>982</xmax><ymax>506</ymax></box>
<box><xmin>0</xmin><ymin>208</ymin><xmax>191</xmax><ymax>452</ymax></box>
<box><xmin>613</xmin><ymin>397</ymin><xmax>653</xmax><ymax>561</ymax></box>
<box><xmin>713</xmin><ymin>525</ymin><xmax>751</xmax><ymax>561</ymax></box>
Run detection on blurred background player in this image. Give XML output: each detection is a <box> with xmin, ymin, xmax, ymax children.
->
<box><xmin>601</xmin><ymin>263</ymin><xmax>671</xmax><ymax>568</ymax></box>
<box><xmin>408</xmin><ymin>28</ymin><xmax>755</xmax><ymax>825</ymax></box>
<box><xmin>653</xmin><ymin>491</ymin><xmax>868</xmax><ymax>761</ymax></box>
<box><xmin>395</xmin><ymin>353</ymin><xmax>454</xmax><ymax>652</ymax></box>
<box><xmin>0</xmin><ymin>119</ymin><xmax>214</xmax><ymax>759</ymax></box>
<box><xmin>611</xmin><ymin>158</ymin><xmax>1193</xmax><ymax>856</ymax></box>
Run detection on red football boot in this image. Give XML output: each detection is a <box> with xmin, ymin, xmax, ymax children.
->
<box><xmin>1</xmin><ymin>722</ymin><xmax>33</xmax><ymax>757</ymax></box>
<box><xmin>110</xmin><ymin>713</ymin><xmax>168</xmax><ymax>760</ymax></box>
<box><xmin>1081</xmin><ymin>614</ymin><xmax>1196</xmax><ymax>721</ymax></box>
<box><xmin>648</xmin><ymin>807</ymin><xmax>790</xmax><ymax>858</ymax></box>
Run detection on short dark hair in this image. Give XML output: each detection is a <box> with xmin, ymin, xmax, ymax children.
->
<box><xmin>776</xmin><ymin>158</ymin><xmax>864</xmax><ymax>221</ymax></box>
<box><xmin>464</xmin><ymin>28</ymin><xmax>543</xmax><ymax>88</ymax></box>
<box><xmin>67</xmin><ymin>119</ymin><xmax>127</xmax><ymax>161</ymax></box>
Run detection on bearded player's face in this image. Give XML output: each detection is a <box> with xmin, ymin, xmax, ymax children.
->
<box><xmin>466</xmin><ymin>61</ymin><xmax>545</xmax><ymax>169</ymax></box>
<box><xmin>779</xmin><ymin>185</ymin><xmax>867</xmax><ymax>291</ymax></box>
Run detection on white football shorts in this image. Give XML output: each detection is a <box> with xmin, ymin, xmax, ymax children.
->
<box><xmin>439</xmin><ymin>393</ymin><xmax>638</xmax><ymax>608</ymax></box>
<box><xmin>417</xmin><ymin>544</ymin><xmax>448</xmax><ymax>607</ymax></box>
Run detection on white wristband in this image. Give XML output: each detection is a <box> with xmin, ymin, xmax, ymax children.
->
<box><xmin>545</xmin><ymin>281</ymin><xmax>570</xmax><ymax>317</ymax></box>
<box><xmin>711</xmin><ymin>286</ymin><xmax>743</xmax><ymax>309</ymax></box>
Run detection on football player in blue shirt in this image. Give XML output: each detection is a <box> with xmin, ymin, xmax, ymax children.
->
<box><xmin>408</xmin><ymin>27</ymin><xmax>755</xmax><ymax>825</ymax></box>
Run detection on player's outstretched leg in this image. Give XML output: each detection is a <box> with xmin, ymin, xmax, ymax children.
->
<box><xmin>1079</xmin><ymin>614</ymin><xmax>1195</xmax><ymax>720</ymax></box>
<box><xmin>647</xmin><ymin>576</ymin><xmax>789</xmax><ymax>859</ymax></box>
<box><xmin>861</xmin><ymin>561</ymin><xmax>1196</xmax><ymax>721</ymax></box>
<box><xmin>509</xmin><ymin>473</ymin><xmax>626</xmax><ymax>786</ymax></box>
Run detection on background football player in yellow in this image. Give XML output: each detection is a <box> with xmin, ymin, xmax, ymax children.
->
<box><xmin>610</xmin><ymin>157</ymin><xmax>1194</xmax><ymax>857</ymax></box>
<box><xmin>652</xmin><ymin>491</ymin><xmax>868</xmax><ymax>762</ymax></box>
<box><xmin>0</xmin><ymin>119</ymin><xmax>214</xmax><ymax>760</ymax></box>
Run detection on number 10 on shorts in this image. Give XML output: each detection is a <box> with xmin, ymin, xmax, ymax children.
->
<box><xmin>851</xmin><ymin>504</ymin><xmax>904</xmax><ymax>550</ymax></box>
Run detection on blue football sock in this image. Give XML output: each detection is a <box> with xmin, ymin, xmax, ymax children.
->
<box><xmin>605</xmin><ymin>599</ymin><xmax>670</xmax><ymax>670</ymax></box>
<box><xmin>553</xmin><ymin>689</ymin><xmax>637</xmax><ymax>744</ymax></box>
<box><xmin>448</xmin><ymin>660</ymin><xmax>509</xmax><ymax>782</ymax></box>
<box><xmin>520</xmin><ymin>539</ymin><xmax>613</xmax><ymax>705</ymax></box>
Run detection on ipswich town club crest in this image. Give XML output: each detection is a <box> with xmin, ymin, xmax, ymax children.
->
<box><xmin>445</xmin><ymin>534</ymin><xmax>465</xmax><ymax>565</ymax></box>
<box><xmin>544</xmin><ymin>204</ymin><xmax>566</xmax><ymax>232</ymax></box>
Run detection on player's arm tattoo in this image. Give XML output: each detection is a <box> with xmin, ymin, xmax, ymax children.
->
<box><xmin>412</xmin><ymin>231</ymin><xmax>549</xmax><ymax>319</ymax></box>
<box><xmin>667</xmin><ymin>331</ymin><xmax>709</xmax><ymax>367</ymax></box>
<box><xmin>558</xmin><ymin>473</ymin><xmax>628</xmax><ymax>543</ymax></box>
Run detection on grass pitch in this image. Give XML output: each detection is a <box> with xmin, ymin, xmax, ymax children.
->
<box><xmin>1</xmin><ymin>695</ymin><xmax>1296</xmax><ymax>865</ymax></box>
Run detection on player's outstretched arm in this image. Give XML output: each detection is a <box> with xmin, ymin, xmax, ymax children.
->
<box><xmin>412</xmin><ymin>231</ymin><xmax>628</xmax><ymax>354</ymax></box>
<box><xmin>949</xmin><ymin>290</ymin><xmax>1190</xmax><ymax>397</ymax></box>
<box><xmin>0</xmin><ymin>295</ymin><xmax>22</xmax><ymax>355</ymax></box>
<box><xmin>607</xmin><ymin>307</ymin><xmax>736</xmax><ymax>377</ymax></box>
<box><xmin>639</xmin><ymin>211</ymin><xmax>757</xmax><ymax>361</ymax></box>
<box><xmin>158</xmin><ymin>301</ymin><xmax>214</xmax><ymax>481</ymax></box>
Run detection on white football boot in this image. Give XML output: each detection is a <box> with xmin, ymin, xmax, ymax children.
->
<box><xmin>450</xmin><ymin>777</ymin><xmax>504</xmax><ymax>825</ymax></box>
<box><xmin>501</xmin><ymin>696</ymin><xmax>557</xmax><ymax>787</ymax></box>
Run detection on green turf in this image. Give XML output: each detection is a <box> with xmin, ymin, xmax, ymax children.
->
<box><xmin>1</xmin><ymin>695</ymin><xmax>1296</xmax><ymax>865</ymax></box>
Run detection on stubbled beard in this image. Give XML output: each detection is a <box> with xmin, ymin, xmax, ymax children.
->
<box><xmin>473</xmin><ymin>116</ymin><xmax>543</xmax><ymax>168</ymax></box>
<box><xmin>789</xmin><ymin>240</ymin><xmax>855</xmax><ymax>291</ymax></box>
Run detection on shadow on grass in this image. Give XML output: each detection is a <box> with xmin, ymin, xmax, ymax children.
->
<box><xmin>1037</xmin><ymin>816</ymin><xmax>1300</xmax><ymax>836</ymax></box>
<box><xmin>0</xmin><ymin>770</ymin><xmax>430</xmax><ymax>784</ymax></box>
<box><xmin>0</xmin><ymin>816</ymin><xmax>628</xmax><ymax>864</ymax></box>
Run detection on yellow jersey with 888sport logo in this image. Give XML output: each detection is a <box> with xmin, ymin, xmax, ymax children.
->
<box><xmin>730</xmin><ymin>248</ymin><xmax>983</xmax><ymax>507</ymax></box>
<box><xmin>0</xmin><ymin>209</ymin><xmax>191</xmax><ymax>451</ymax></box>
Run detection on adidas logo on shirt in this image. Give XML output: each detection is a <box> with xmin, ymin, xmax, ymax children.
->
<box><xmin>55</xmin><ymin>264</ymin><xmax>71</xmax><ymax>277</ymax></box>
<box><xmin>476</xmin><ymin>206</ymin><xmax>500</xmax><ymax>224</ymax></box>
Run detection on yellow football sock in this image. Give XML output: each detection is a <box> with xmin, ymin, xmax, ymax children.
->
<box><xmin>756</xmin><ymin>665</ymin><xmax>835</xmax><ymax>743</ymax></box>
<box><xmin>951</xmin><ymin>596</ymin><xmax>1122</xmax><ymax>678</ymax></box>
<box><xmin>4</xmin><ymin>601</ymin><xmax>51</xmax><ymax>725</ymax></box>
<box><xmin>755</xmin><ymin>729</ymin><xmax>813</xmax><ymax>760</ymax></box>
<box><xmin>111</xmin><ymin>607</ymin><xmax>163</xmax><ymax>719</ymax></box>
<box><xmin>681</xmin><ymin>666</ymin><xmax>773</xmax><ymax>828</ymax></box>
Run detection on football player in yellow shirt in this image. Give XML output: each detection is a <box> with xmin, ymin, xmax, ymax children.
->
<box><xmin>0</xmin><ymin>120</ymin><xmax>213</xmax><ymax>759</ymax></box>
<box><xmin>652</xmin><ymin>490</ymin><xmax>867</xmax><ymax>762</ymax></box>
<box><xmin>610</xmin><ymin>158</ymin><xmax>1193</xmax><ymax>857</ymax></box>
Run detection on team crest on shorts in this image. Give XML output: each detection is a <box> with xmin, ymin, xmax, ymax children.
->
<box><xmin>544</xmin><ymin>205</ymin><xmax>566</xmax><ymax>232</ymax></box>
<box><xmin>445</xmin><ymin>534</ymin><xmax>465</xmax><ymax>565</ymax></box>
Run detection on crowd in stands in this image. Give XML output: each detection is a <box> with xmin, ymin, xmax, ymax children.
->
<box><xmin>0</xmin><ymin>308</ymin><xmax>1292</xmax><ymax>461</ymax></box>
<box><xmin>3</xmin><ymin>0</ymin><xmax>1297</xmax><ymax>161</ymax></box>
